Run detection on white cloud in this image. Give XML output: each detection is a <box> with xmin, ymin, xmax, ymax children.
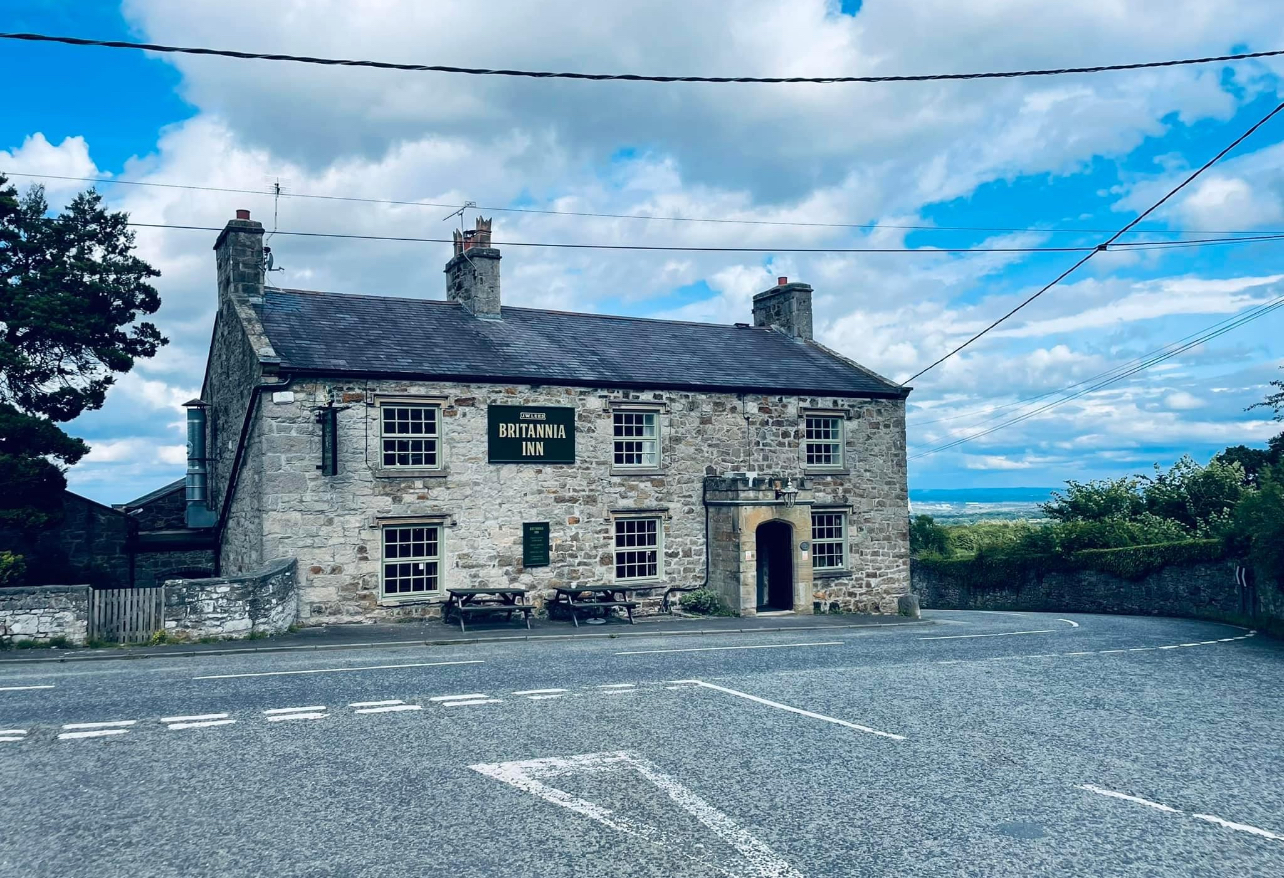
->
<box><xmin>0</xmin><ymin>133</ymin><xmax>103</xmax><ymax>204</ymax></box>
<box><xmin>18</xmin><ymin>0</ymin><xmax>1283</xmax><ymax>499</ymax></box>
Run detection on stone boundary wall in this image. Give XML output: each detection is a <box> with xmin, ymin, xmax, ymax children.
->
<box><xmin>0</xmin><ymin>585</ymin><xmax>90</xmax><ymax>645</ymax></box>
<box><xmin>912</xmin><ymin>559</ymin><xmax>1284</xmax><ymax>633</ymax></box>
<box><xmin>163</xmin><ymin>558</ymin><xmax>298</xmax><ymax>639</ymax></box>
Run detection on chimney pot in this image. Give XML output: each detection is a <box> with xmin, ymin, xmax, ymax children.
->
<box><xmin>236</xmin><ymin>209</ymin><xmax>251</xmax><ymax>220</ymax></box>
<box><xmin>778</xmin><ymin>276</ymin><xmax>787</xmax><ymax>286</ymax></box>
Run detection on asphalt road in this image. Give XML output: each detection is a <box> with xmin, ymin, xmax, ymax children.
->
<box><xmin>1</xmin><ymin>610</ymin><xmax>1280</xmax><ymax>877</ymax></box>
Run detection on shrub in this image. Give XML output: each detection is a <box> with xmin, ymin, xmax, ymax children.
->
<box><xmin>909</xmin><ymin>515</ymin><xmax>950</xmax><ymax>557</ymax></box>
<box><xmin>1228</xmin><ymin>464</ymin><xmax>1284</xmax><ymax>584</ymax></box>
<box><xmin>0</xmin><ymin>551</ymin><xmax>25</xmax><ymax>587</ymax></box>
<box><xmin>1070</xmin><ymin>540</ymin><xmax>1225</xmax><ymax>581</ymax></box>
<box><xmin>1043</xmin><ymin>477</ymin><xmax>1145</xmax><ymax>522</ymax></box>
<box><xmin>679</xmin><ymin>588</ymin><xmax>733</xmax><ymax>616</ymax></box>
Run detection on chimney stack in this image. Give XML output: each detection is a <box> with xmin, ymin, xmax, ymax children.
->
<box><xmin>214</xmin><ymin>208</ymin><xmax>265</xmax><ymax>308</ymax></box>
<box><xmin>445</xmin><ymin>217</ymin><xmax>501</xmax><ymax>319</ymax></box>
<box><xmin>752</xmin><ymin>277</ymin><xmax>813</xmax><ymax>341</ymax></box>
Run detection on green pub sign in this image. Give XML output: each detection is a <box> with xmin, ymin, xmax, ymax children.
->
<box><xmin>487</xmin><ymin>405</ymin><xmax>576</xmax><ymax>464</ymax></box>
<box><xmin>523</xmin><ymin>522</ymin><xmax>551</xmax><ymax>568</ymax></box>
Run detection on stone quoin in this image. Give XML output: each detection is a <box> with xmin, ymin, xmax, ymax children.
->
<box><xmin>185</xmin><ymin>211</ymin><xmax>911</xmax><ymax>622</ymax></box>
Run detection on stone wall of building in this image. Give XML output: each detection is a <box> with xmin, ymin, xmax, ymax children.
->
<box><xmin>133</xmin><ymin>548</ymin><xmax>218</xmax><ymax>589</ymax></box>
<box><xmin>164</xmin><ymin>558</ymin><xmax>297</xmax><ymax>638</ymax></box>
<box><xmin>124</xmin><ymin>483</ymin><xmax>187</xmax><ymax>530</ymax></box>
<box><xmin>912</xmin><ymin>559</ymin><xmax>1284</xmax><ymax>632</ymax></box>
<box><xmin>222</xmin><ymin>378</ymin><xmax>909</xmax><ymax>622</ymax></box>
<box><xmin>0</xmin><ymin>585</ymin><xmax>90</xmax><ymax>645</ymax></box>
<box><xmin>0</xmin><ymin>493</ymin><xmax>133</xmax><ymax>588</ymax></box>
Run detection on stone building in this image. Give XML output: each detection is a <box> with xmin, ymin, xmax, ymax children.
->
<box><xmin>0</xmin><ymin>483</ymin><xmax>215</xmax><ymax>589</ymax></box>
<box><xmin>188</xmin><ymin>210</ymin><xmax>911</xmax><ymax>622</ymax></box>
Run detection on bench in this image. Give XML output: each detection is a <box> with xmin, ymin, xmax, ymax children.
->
<box><xmin>444</xmin><ymin>588</ymin><xmax>534</xmax><ymax>633</ymax></box>
<box><xmin>553</xmin><ymin>585</ymin><xmax>653</xmax><ymax>627</ymax></box>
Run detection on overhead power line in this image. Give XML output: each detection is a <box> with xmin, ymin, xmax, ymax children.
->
<box><xmin>1</xmin><ymin>32</ymin><xmax>1281</xmax><ymax>85</ymax></box>
<box><xmin>121</xmin><ymin>221</ymin><xmax>1284</xmax><ymax>255</ymax></box>
<box><xmin>5</xmin><ymin>170</ymin><xmax>1280</xmax><ymax>238</ymax></box>
<box><xmin>905</xmin><ymin>98</ymin><xmax>1284</xmax><ymax>383</ymax></box>
<box><xmin>910</xmin><ymin>298</ymin><xmax>1284</xmax><ymax>427</ymax></box>
<box><xmin>908</xmin><ymin>295</ymin><xmax>1284</xmax><ymax>461</ymax></box>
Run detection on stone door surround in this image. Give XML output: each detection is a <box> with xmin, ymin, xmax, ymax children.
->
<box><xmin>705</xmin><ymin>473</ymin><xmax>814</xmax><ymax>616</ymax></box>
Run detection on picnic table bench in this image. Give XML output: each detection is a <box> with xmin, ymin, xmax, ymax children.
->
<box><xmin>550</xmin><ymin>584</ymin><xmax>664</xmax><ymax>627</ymax></box>
<box><xmin>444</xmin><ymin>587</ymin><xmax>534</xmax><ymax>633</ymax></box>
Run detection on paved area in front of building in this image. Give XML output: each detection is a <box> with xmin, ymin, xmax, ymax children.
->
<box><xmin>0</xmin><ymin>610</ymin><xmax>922</xmax><ymax>664</ymax></box>
<box><xmin>1</xmin><ymin>610</ymin><xmax>1281</xmax><ymax>877</ymax></box>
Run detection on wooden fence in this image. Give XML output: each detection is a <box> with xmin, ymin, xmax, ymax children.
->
<box><xmin>90</xmin><ymin>586</ymin><xmax>165</xmax><ymax>644</ymax></box>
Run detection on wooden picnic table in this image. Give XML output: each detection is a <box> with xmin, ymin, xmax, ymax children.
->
<box><xmin>550</xmin><ymin>584</ymin><xmax>664</xmax><ymax>627</ymax></box>
<box><xmin>444</xmin><ymin>587</ymin><xmax>534</xmax><ymax>633</ymax></box>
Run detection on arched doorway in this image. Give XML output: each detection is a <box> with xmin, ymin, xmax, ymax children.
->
<box><xmin>755</xmin><ymin>520</ymin><xmax>794</xmax><ymax>611</ymax></box>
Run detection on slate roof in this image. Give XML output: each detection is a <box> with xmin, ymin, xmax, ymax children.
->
<box><xmin>258</xmin><ymin>288</ymin><xmax>907</xmax><ymax>398</ymax></box>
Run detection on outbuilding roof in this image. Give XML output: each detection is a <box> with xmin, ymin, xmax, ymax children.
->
<box><xmin>258</xmin><ymin>288</ymin><xmax>907</xmax><ymax>399</ymax></box>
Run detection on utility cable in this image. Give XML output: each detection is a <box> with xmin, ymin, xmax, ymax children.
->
<box><xmin>911</xmin><ymin>298</ymin><xmax>1284</xmax><ymax>428</ymax></box>
<box><xmin>9</xmin><ymin>171</ymin><xmax>1277</xmax><ymax>238</ymax></box>
<box><xmin>2</xmin><ymin>32</ymin><xmax>1280</xmax><ymax>85</ymax></box>
<box><xmin>120</xmin><ymin>220</ymin><xmax>1284</xmax><ymax>254</ymax></box>
<box><xmin>908</xmin><ymin>296</ymin><xmax>1284</xmax><ymax>460</ymax></box>
<box><xmin>905</xmin><ymin>98</ymin><xmax>1284</xmax><ymax>382</ymax></box>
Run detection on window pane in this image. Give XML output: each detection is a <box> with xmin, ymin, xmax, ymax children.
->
<box><xmin>804</xmin><ymin>416</ymin><xmax>842</xmax><ymax>468</ymax></box>
<box><xmin>810</xmin><ymin>512</ymin><xmax>845</xmax><ymax>569</ymax></box>
<box><xmin>614</xmin><ymin>518</ymin><xmax>660</xmax><ymax>579</ymax></box>
<box><xmin>614</xmin><ymin>411</ymin><xmax>659</xmax><ymax>467</ymax></box>
<box><xmin>382</xmin><ymin>525</ymin><xmax>441</xmax><ymax>596</ymax></box>
<box><xmin>381</xmin><ymin>406</ymin><xmax>440</xmax><ymax>467</ymax></box>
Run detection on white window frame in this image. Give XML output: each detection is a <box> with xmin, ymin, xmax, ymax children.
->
<box><xmin>810</xmin><ymin>510</ymin><xmax>847</xmax><ymax>571</ymax></box>
<box><xmin>612</xmin><ymin>409</ymin><xmax>661</xmax><ymax>470</ymax></box>
<box><xmin>803</xmin><ymin>414</ymin><xmax>844</xmax><ymax>470</ymax></box>
<box><xmin>380</xmin><ymin>522</ymin><xmax>443</xmax><ymax>601</ymax></box>
<box><xmin>379</xmin><ymin>402</ymin><xmax>442</xmax><ymax>470</ymax></box>
<box><xmin>613</xmin><ymin>516</ymin><xmax>663</xmax><ymax>582</ymax></box>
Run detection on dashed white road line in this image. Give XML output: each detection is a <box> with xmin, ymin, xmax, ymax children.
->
<box><xmin>1080</xmin><ymin>784</ymin><xmax>1284</xmax><ymax>842</ymax></box>
<box><xmin>160</xmin><ymin>713</ymin><xmax>228</xmax><ymax>724</ymax></box>
<box><xmin>1056</xmin><ymin>619</ymin><xmax>1080</xmax><ymax>628</ymax></box>
<box><xmin>349</xmin><ymin>700</ymin><xmax>404</xmax><ymax>708</ymax></box>
<box><xmin>169</xmin><ymin>719</ymin><xmax>237</xmax><ymax>731</ymax></box>
<box><xmin>355</xmin><ymin>704</ymin><xmax>422</xmax><ymax>714</ymax></box>
<box><xmin>920</xmin><ymin>629</ymin><xmax>1056</xmax><ymax>641</ymax></box>
<box><xmin>513</xmin><ymin>689</ymin><xmax>567</xmax><ymax>696</ymax></box>
<box><xmin>441</xmin><ymin>698</ymin><xmax>502</xmax><ymax>707</ymax></box>
<box><xmin>263</xmin><ymin>706</ymin><xmax>327</xmax><ymax>715</ymax></box>
<box><xmin>527</xmin><ymin>694</ymin><xmax>565</xmax><ymax>700</ymax></box>
<box><xmin>597</xmin><ymin>684</ymin><xmax>637</xmax><ymax>689</ymax></box>
<box><xmin>59</xmin><ymin>729</ymin><xmax>127</xmax><ymax>740</ymax></box>
<box><xmin>430</xmin><ymin>693</ymin><xmax>488</xmax><ymax>702</ymax></box>
<box><xmin>62</xmin><ymin>720</ymin><xmax>136</xmax><ymax>730</ymax></box>
<box><xmin>616</xmin><ymin>641</ymin><xmax>841</xmax><ymax>656</ymax></box>
<box><xmin>0</xmin><ymin>684</ymin><xmax>55</xmax><ymax>691</ymax></box>
<box><xmin>674</xmin><ymin>679</ymin><xmax>904</xmax><ymax>741</ymax></box>
<box><xmin>194</xmin><ymin>659</ymin><xmax>483</xmax><ymax>680</ymax></box>
<box><xmin>266</xmin><ymin>712</ymin><xmax>327</xmax><ymax>722</ymax></box>
<box><xmin>0</xmin><ymin>730</ymin><xmax>27</xmax><ymax>742</ymax></box>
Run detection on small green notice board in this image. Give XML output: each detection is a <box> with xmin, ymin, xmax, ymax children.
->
<box><xmin>523</xmin><ymin>522</ymin><xmax>551</xmax><ymax>568</ymax></box>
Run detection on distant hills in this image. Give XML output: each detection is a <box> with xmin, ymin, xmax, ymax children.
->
<box><xmin>909</xmin><ymin>487</ymin><xmax>1057</xmax><ymax>503</ymax></box>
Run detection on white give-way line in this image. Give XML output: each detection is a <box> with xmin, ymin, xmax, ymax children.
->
<box><xmin>1080</xmin><ymin>784</ymin><xmax>1284</xmax><ymax>843</ymax></box>
<box><xmin>673</xmin><ymin>679</ymin><xmax>904</xmax><ymax>741</ymax></box>
<box><xmin>616</xmin><ymin>641</ymin><xmax>841</xmax><ymax>656</ymax></box>
<box><xmin>919</xmin><ymin>629</ymin><xmax>1056</xmax><ymax>641</ymax></box>
<box><xmin>193</xmin><ymin>659</ymin><xmax>482</xmax><ymax>680</ymax></box>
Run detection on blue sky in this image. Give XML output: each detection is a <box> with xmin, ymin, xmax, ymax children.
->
<box><xmin>3</xmin><ymin>0</ymin><xmax>1284</xmax><ymax>504</ymax></box>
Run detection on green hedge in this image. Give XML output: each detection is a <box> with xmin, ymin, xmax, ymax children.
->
<box><xmin>1069</xmin><ymin>539</ymin><xmax>1225</xmax><ymax>580</ymax></box>
<box><xmin>916</xmin><ymin>539</ymin><xmax>1226</xmax><ymax>584</ymax></box>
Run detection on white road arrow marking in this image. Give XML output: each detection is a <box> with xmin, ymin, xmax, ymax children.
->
<box><xmin>471</xmin><ymin>751</ymin><xmax>803</xmax><ymax>878</ymax></box>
